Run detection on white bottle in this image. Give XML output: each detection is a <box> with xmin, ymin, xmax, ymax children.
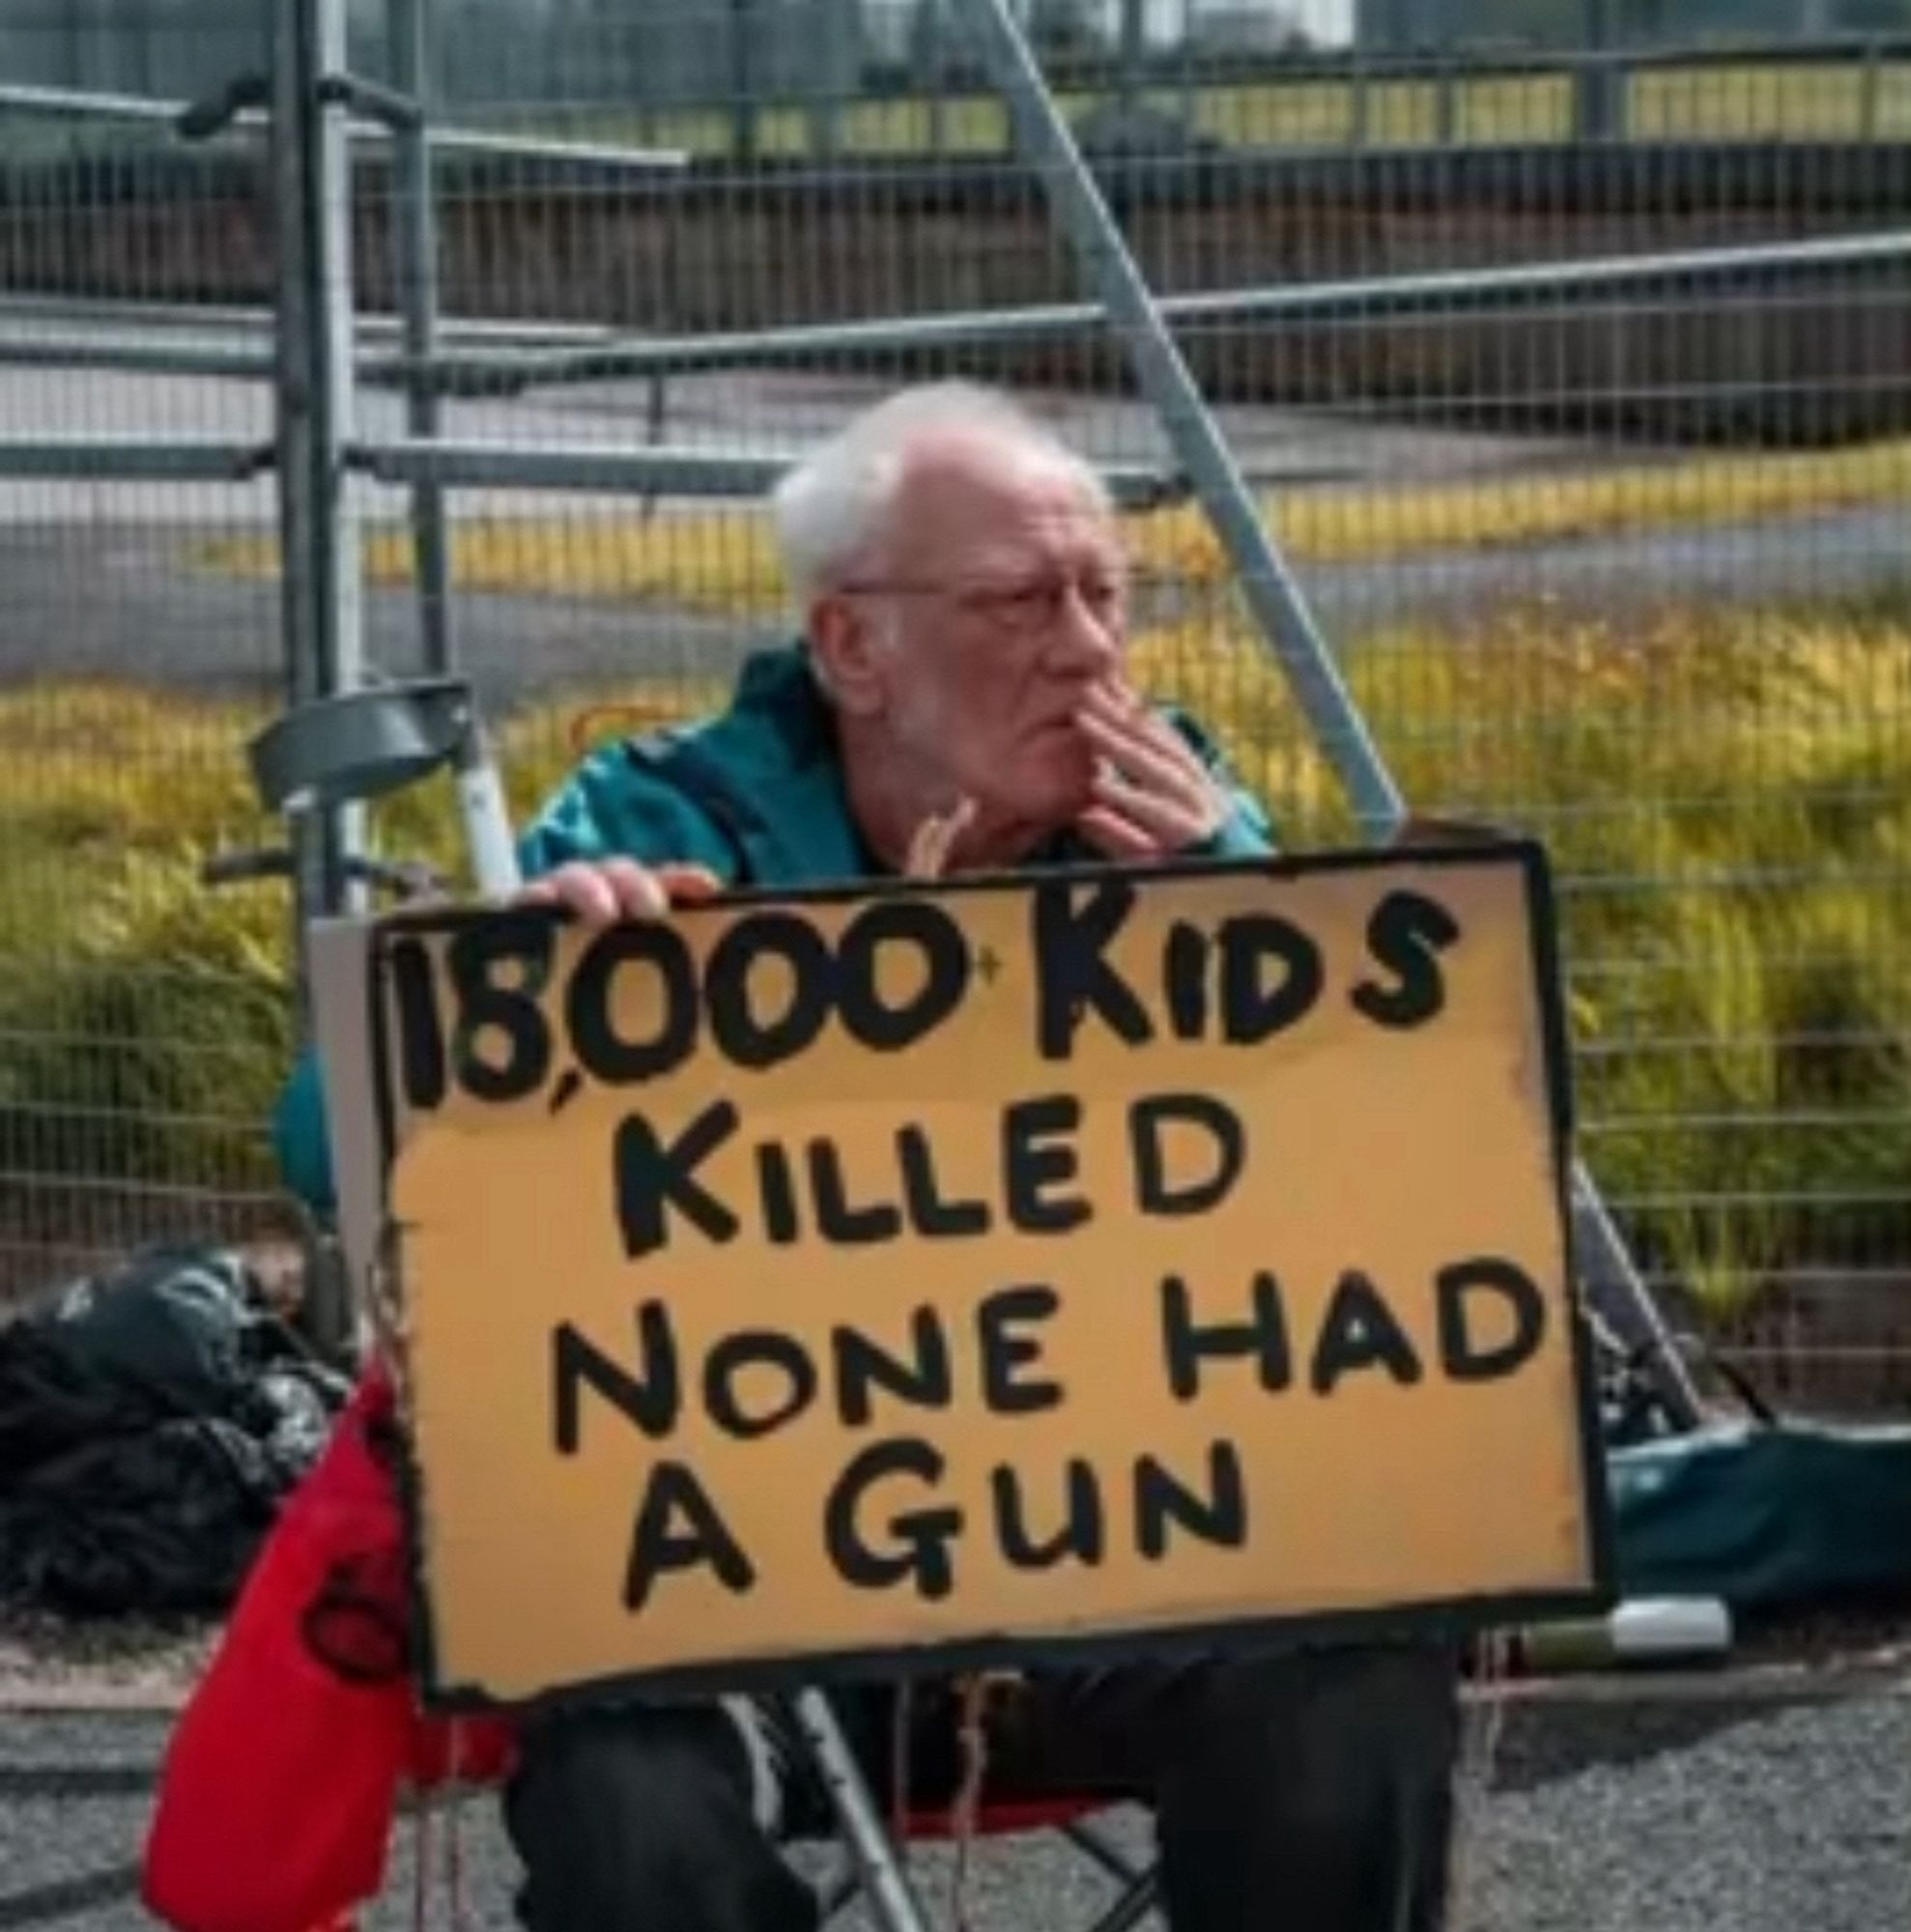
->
<box><xmin>1517</xmin><ymin>1596</ymin><xmax>1733</xmax><ymax>1672</ymax></box>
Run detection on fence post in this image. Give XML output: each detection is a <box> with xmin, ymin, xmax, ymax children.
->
<box><xmin>271</xmin><ymin>0</ymin><xmax>366</xmax><ymax>950</ymax></box>
<box><xmin>1118</xmin><ymin>0</ymin><xmax>1145</xmax><ymax>119</ymax></box>
<box><xmin>728</xmin><ymin>0</ymin><xmax>757</xmax><ymax>163</ymax></box>
<box><xmin>1435</xmin><ymin>52</ymin><xmax>1458</xmax><ymax>146</ymax></box>
<box><xmin>389</xmin><ymin>0</ymin><xmax>455</xmax><ymax>674</ymax></box>
<box><xmin>1575</xmin><ymin>0</ymin><xmax>1624</xmax><ymax>141</ymax></box>
<box><xmin>1350</xmin><ymin>39</ymin><xmax>1372</xmax><ymax>150</ymax></box>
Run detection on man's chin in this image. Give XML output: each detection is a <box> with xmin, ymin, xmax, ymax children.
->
<box><xmin>955</xmin><ymin>785</ymin><xmax>1087</xmax><ymax>861</ymax></box>
<box><xmin>1009</xmin><ymin>788</ymin><xmax>1096</xmax><ymax>847</ymax></box>
<box><xmin>1028</xmin><ymin>747</ymin><xmax>1097</xmax><ymax>818</ymax></box>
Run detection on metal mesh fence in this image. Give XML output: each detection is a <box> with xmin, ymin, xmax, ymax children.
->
<box><xmin>0</xmin><ymin>17</ymin><xmax>1907</xmax><ymax>1415</ymax></box>
<box><xmin>0</xmin><ymin>95</ymin><xmax>293</xmax><ymax>1300</ymax></box>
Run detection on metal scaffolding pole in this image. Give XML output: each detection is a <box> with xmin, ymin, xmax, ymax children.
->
<box><xmin>388</xmin><ymin>0</ymin><xmax>455</xmax><ymax>675</ymax></box>
<box><xmin>956</xmin><ymin>0</ymin><xmax>1705</xmax><ymax>1428</ymax></box>
<box><xmin>272</xmin><ymin>0</ymin><xmax>367</xmax><ymax>941</ymax></box>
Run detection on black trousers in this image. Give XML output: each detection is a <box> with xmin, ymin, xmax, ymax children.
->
<box><xmin>503</xmin><ymin>1645</ymin><xmax>1462</xmax><ymax>1932</ymax></box>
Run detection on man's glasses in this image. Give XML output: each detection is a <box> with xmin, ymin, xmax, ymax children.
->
<box><xmin>836</xmin><ymin>569</ymin><xmax>1128</xmax><ymax>639</ymax></box>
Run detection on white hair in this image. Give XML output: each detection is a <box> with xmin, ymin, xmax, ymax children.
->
<box><xmin>768</xmin><ymin>382</ymin><xmax>1109</xmax><ymax>607</ymax></box>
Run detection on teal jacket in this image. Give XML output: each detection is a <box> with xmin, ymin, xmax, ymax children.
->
<box><xmin>273</xmin><ymin>643</ymin><xmax>1273</xmax><ymax>1209</ymax></box>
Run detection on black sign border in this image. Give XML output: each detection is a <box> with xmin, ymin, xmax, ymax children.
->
<box><xmin>362</xmin><ymin>839</ymin><xmax>1616</xmax><ymax>1717</ymax></box>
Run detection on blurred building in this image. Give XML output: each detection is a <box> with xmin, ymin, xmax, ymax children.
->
<box><xmin>1355</xmin><ymin>0</ymin><xmax>1910</xmax><ymax>43</ymax></box>
<box><xmin>0</xmin><ymin>0</ymin><xmax>869</xmax><ymax>107</ymax></box>
<box><xmin>0</xmin><ymin>0</ymin><xmax>389</xmax><ymax>95</ymax></box>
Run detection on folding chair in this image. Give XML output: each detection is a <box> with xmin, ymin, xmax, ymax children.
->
<box><xmin>302</xmin><ymin>1693</ymin><xmax>1160</xmax><ymax>1932</ymax></box>
<box><xmin>787</xmin><ymin>1688</ymin><xmax>1162</xmax><ymax>1932</ymax></box>
<box><xmin>820</xmin><ymin>1797</ymin><xmax>1161</xmax><ymax>1932</ymax></box>
<box><xmin>234</xmin><ymin>689</ymin><xmax>1164</xmax><ymax>1932</ymax></box>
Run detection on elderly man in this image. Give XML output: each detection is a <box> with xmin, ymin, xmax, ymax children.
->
<box><xmin>281</xmin><ymin>382</ymin><xmax>1461</xmax><ymax>1932</ymax></box>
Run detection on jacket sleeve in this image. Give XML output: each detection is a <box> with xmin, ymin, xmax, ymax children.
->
<box><xmin>514</xmin><ymin>738</ymin><xmax>744</xmax><ymax>882</ymax></box>
<box><xmin>271</xmin><ymin>739</ymin><xmax>736</xmax><ymax>1216</ymax></box>
<box><xmin>1162</xmin><ymin>705</ymin><xmax>1276</xmax><ymax>859</ymax></box>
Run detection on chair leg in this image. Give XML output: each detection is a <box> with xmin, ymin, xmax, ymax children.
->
<box><xmin>1081</xmin><ymin>1866</ymin><xmax>1162</xmax><ymax>1932</ymax></box>
<box><xmin>1063</xmin><ymin>1817</ymin><xmax>1162</xmax><ymax>1932</ymax></box>
<box><xmin>1061</xmin><ymin>1815</ymin><xmax>1149</xmax><ymax>1887</ymax></box>
<box><xmin>819</xmin><ymin>1863</ymin><xmax>866</xmax><ymax>1921</ymax></box>
<box><xmin>784</xmin><ymin>1689</ymin><xmax>932</xmax><ymax>1932</ymax></box>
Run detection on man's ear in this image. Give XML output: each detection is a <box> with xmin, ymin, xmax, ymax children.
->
<box><xmin>810</xmin><ymin>594</ymin><xmax>888</xmax><ymax>718</ymax></box>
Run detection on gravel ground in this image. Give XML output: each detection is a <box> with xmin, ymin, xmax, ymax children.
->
<box><xmin>5</xmin><ymin>1637</ymin><xmax>1910</xmax><ymax>1932</ymax></box>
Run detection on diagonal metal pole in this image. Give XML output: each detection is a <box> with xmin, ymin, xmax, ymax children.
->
<box><xmin>787</xmin><ymin>1690</ymin><xmax>934</xmax><ymax>1932</ymax></box>
<box><xmin>955</xmin><ymin>0</ymin><xmax>1703</xmax><ymax>1430</ymax></box>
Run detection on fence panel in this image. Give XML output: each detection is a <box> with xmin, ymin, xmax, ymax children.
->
<box><xmin>401</xmin><ymin>22</ymin><xmax>1911</xmax><ymax>1409</ymax></box>
<box><xmin>0</xmin><ymin>18</ymin><xmax>1905</xmax><ymax>1417</ymax></box>
<box><xmin>0</xmin><ymin>93</ymin><xmax>296</xmax><ymax>1302</ymax></box>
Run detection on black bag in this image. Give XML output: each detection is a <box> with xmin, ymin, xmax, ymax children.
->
<box><xmin>0</xmin><ymin>1245</ymin><xmax>348</xmax><ymax>1615</ymax></box>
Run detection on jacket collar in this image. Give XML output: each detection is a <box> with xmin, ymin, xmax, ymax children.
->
<box><xmin>660</xmin><ymin>643</ymin><xmax>870</xmax><ymax>886</ymax></box>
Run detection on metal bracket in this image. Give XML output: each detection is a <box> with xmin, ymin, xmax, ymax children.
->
<box><xmin>242</xmin><ymin>679</ymin><xmax>521</xmax><ymax>899</ymax></box>
<box><xmin>316</xmin><ymin>72</ymin><xmax>424</xmax><ymax>131</ymax></box>
<box><xmin>247</xmin><ymin>678</ymin><xmax>482</xmax><ymax>811</ymax></box>
<box><xmin>176</xmin><ymin>72</ymin><xmax>271</xmax><ymax>140</ymax></box>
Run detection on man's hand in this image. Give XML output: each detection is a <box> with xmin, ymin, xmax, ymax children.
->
<box><xmin>514</xmin><ymin>858</ymin><xmax>723</xmax><ymax>926</ymax></box>
<box><xmin>905</xmin><ymin>797</ymin><xmax>977</xmax><ymax>881</ymax></box>
<box><xmin>1073</xmin><ymin>681</ymin><xmax>1228</xmax><ymax>860</ymax></box>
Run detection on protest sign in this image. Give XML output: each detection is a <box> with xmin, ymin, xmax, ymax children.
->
<box><xmin>345</xmin><ymin>844</ymin><xmax>1610</xmax><ymax>1709</ymax></box>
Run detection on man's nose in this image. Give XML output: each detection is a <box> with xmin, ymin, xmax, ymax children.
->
<box><xmin>1048</xmin><ymin>581</ymin><xmax>1122</xmax><ymax>668</ymax></box>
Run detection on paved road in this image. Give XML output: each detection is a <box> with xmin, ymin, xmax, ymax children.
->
<box><xmin>5</xmin><ymin>1678</ymin><xmax>1910</xmax><ymax>1931</ymax></box>
<box><xmin>1</xmin><ymin>338</ymin><xmax>1902</xmax><ymax>712</ymax></box>
<box><xmin>1</xmin><ymin>498</ymin><xmax>1903</xmax><ymax>716</ymax></box>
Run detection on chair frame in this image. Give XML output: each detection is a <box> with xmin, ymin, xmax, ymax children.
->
<box><xmin>260</xmin><ymin>700</ymin><xmax>1159</xmax><ymax>1932</ymax></box>
<box><xmin>785</xmin><ymin>1690</ymin><xmax>1162</xmax><ymax>1932</ymax></box>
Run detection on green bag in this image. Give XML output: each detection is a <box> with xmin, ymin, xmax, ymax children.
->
<box><xmin>1609</xmin><ymin>1417</ymin><xmax>1911</xmax><ymax>1613</ymax></box>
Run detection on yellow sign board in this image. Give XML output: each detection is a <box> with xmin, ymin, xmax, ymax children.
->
<box><xmin>361</xmin><ymin>845</ymin><xmax>1610</xmax><ymax>1709</ymax></box>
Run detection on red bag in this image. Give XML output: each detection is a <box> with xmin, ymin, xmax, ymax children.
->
<box><xmin>142</xmin><ymin>1365</ymin><xmax>516</xmax><ymax>1932</ymax></box>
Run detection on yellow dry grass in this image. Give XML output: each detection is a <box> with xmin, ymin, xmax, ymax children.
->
<box><xmin>552</xmin><ymin>58</ymin><xmax>1911</xmax><ymax>159</ymax></box>
<box><xmin>6</xmin><ymin>594</ymin><xmax>1907</xmax><ymax>1311</ymax></box>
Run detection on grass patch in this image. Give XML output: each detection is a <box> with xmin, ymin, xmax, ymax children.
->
<box><xmin>0</xmin><ymin>684</ymin><xmax>286</xmax><ymax>1218</ymax></box>
<box><xmin>0</xmin><ymin>680</ymin><xmax>677</xmax><ymax>1221</ymax></box>
<box><xmin>3</xmin><ymin>597</ymin><xmax>1907</xmax><ymax>1312</ymax></box>
<box><xmin>194</xmin><ymin>439</ymin><xmax>1911</xmax><ymax>618</ymax></box>
<box><xmin>1142</xmin><ymin>438</ymin><xmax>1911</xmax><ymax>578</ymax></box>
<box><xmin>1135</xmin><ymin>597</ymin><xmax>1911</xmax><ymax>1308</ymax></box>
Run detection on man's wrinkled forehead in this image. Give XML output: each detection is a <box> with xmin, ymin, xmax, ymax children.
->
<box><xmin>873</xmin><ymin>429</ymin><xmax>1115</xmax><ymax>566</ymax></box>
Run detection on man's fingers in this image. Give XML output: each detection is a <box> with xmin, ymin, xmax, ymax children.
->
<box><xmin>905</xmin><ymin>817</ymin><xmax>946</xmax><ymax>878</ymax></box>
<box><xmin>1090</xmin><ymin>759</ymin><xmax>1211</xmax><ymax>847</ymax></box>
<box><xmin>654</xmin><ymin>863</ymin><xmax>725</xmax><ymax>904</ymax></box>
<box><xmin>905</xmin><ymin>798</ymin><xmax>976</xmax><ymax>881</ymax></box>
<box><xmin>528</xmin><ymin>860</ymin><xmax>651</xmax><ymax>925</ymax></box>
<box><xmin>517</xmin><ymin>859</ymin><xmax>722</xmax><ymax>926</ymax></box>
<box><xmin>599</xmin><ymin>857</ymin><xmax>670</xmax><ymax>921</ymax></box>
<box><xmin>1077</xmin><ymin>709</ymin><xmax>1207</xmax><ymax>811</ymax></box>
<box><xmin>1073</xmin><ymin>804</ymin><xmax>1160</xmax><ymax>860</ymax></box>
<box><xmin>1088</xmin><ymin>674</ymin><xmax>1144</xmax><ymax>716</ymax></box>
<box><xmin>534</xmin><ymin>861</ymin><xmax>621</xmax><ymax>925</ymax></box>
<box><xmin>1079</xmin><ymin>682</ymin><xmax>1202</xmax><ymax>773</ymax></box>
<box><xmin>1076</xmin><ymin>694</ymin><xmax>1223</xmax><ymax>839</ymax></box>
